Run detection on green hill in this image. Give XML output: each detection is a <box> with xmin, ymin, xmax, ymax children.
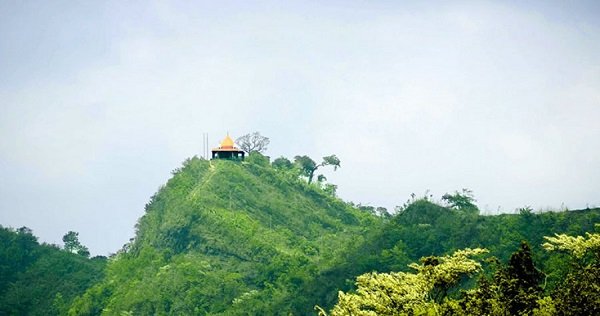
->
<box><xmin>330</xmin><ymin>199</ymin><xmax>599</xmax><ymax>284</ymax></box>
<box><xmin>0</xmin><ymin>226</ymin><xmax>106</xmax><ymax>316</ymax></box>
<box><xmin>69</xmin><ymin>156</ymin><xmax>378</xmax><ymax>315</ymax></box>
<box><xmin>4</xmin><ymin>154</ymin><xmax>598</xmax><ymax>315</ymax></box>
<box><xmin>294</xmin><ymin>199</ymin><xmax>600</xmax><ymax>310</ymax></box>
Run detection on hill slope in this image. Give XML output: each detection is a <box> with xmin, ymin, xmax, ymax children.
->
<box><xmin>311</xmin><ymin>199</ymin><xmax>600</xmax><ymax>308</ymax></box>
<box><xmin>68</xmin><ymin>155</ymin><xmax>600</xmax><ymax>315</ymax></box>
<box><xmin>0</xmin><ymin>226</ymin><xmax>106</xmax><ymax>316</ymax></box>
<box><xmin>70</xmin><ymin>156</ymin><xmax>377</xmax><ymax>315</ymax></box>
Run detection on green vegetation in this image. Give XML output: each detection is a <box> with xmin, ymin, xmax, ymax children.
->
<box><xmin>323</xmin><ymin>228</ymin><xmax>600</xmax><ymax>315</ymax></box>
<box><xmin>0</xmin><ymin>226</ymin><xmax>106</xmax><ymax>316</ymax></box>
<box><xmin>62</xmin><ymin>231</ymin><xmax>90</xmax><ymax>257</ymax></box>
<box><xmin>68</xmin><ymin>155</ymin><xmax>375</xmax><ymax>315</ymax></box>
<box><xmin>293</xmin><ymin>154</ymin><xmax>341</xmax><ymax>184</ymax></box>
<box><xmin>1</xmin><ymin>153</ymin><xmax>598</xmax><ymax>315</ymax></box>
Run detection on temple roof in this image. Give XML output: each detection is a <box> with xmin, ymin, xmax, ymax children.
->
<box><xmin>220</xmin><ymin>135</ymin><xmax>235</xmax><ymax>149</ymax></box>
<box><xmin>212</xmin><ymin>134</ymin><xmax>243</xmax><ymax>152</ymax></box>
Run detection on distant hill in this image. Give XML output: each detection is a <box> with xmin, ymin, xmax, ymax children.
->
<box><xmin>0</xmin><ymin>226</ymin><xmax>106</xmax><ymax>316</ymax></box>
<box><xmin>313</xmin><ymin>199</ymin><xmax>600</xmax><ymax>308</ymax></box>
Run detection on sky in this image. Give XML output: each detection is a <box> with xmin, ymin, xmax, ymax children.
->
<box><xmin>1</xmin><ymin>1</ymin><xmax>599</xmax><ymax>256</ymax></box>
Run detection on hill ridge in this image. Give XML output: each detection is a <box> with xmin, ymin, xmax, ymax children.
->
<box><xmin>65</xmin><ymin>156</ymin><xmax>600</xmax><ymax>315</ymax></box>
<box><xmin>68</xmin><ymin>156</ymin><xmax>375</xmax><ymax>315</ymax></box>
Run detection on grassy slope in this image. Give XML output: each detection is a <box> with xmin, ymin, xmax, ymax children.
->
<box><xmin>68</xmin><ymin>156</ymin><xmax>600</xmax><ymax>315</ymax></box>
<box><xmin>70</xmin><ymin>157</ymin><xmax>377</xmax><ymax>315</ymax></box>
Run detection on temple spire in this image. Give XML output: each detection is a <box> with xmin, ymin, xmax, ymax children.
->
<box><xmin>211</xmin><ymin>134</ymin><xmax>245</xmax><ymax>160</ymax></box>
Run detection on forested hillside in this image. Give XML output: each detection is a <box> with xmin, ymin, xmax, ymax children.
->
<box><xmin>330</xmin><ymin>198</ymin><xmax>599</xmax><ymax>283</ymax></box>
<box><xmin>69</xmin><ymin>155</ymin><xmax>377</xmax><ymax>315</ymax></box>
<box><xmin>314</xmin><ymin>199</ymin><xmax>600</xmax><ymax>313</ymax></box>
<box><xmin>0</xmin><ymin>226</ymin><xmax>106</xmax><ymax>315</ymax></box>
<box><xmin>1</xmin><ymin>154</ymin><xmax>598</xmax><ymax>315</ymax></box>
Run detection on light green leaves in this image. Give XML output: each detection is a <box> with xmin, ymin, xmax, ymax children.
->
<box><xmin>542</xmin><ymin>231</ymin><xmax>600</xmax><ymax>259</ymax></box>
<box><xmin>329</xmin><ymin>248</ymin><xmax>487</xmax><ymax>315</ymax></box>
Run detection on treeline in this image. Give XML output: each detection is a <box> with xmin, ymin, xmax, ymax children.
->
<box><xmin>291</xmin><ymin>196</ymin><xmax>600</xmax><ymax>313</ymax></box>
<box><xmin>0</xmin><ymin>226</ymin><xmax>106</xmax><ymax>315</ymax></box>
<box><xmin>322</xmin><ymin>227</ymin><xmax>600</xmax><ymax>315</ymax></box>
<box><xmin>1</xmin><ymin>153</ymin><xmax>598</xmax><ymax>315</ymax></box>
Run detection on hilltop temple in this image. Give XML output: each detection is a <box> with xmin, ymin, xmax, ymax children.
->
<box><xmin>212</xmin><ymin>134</ymin><xmax>245</xmax><ymax>160</ymax></box>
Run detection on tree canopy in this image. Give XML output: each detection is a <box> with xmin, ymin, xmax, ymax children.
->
<box><xmin>272</xmin><ymin>156</ymin><xmax>293</xmax><ymax>170</ymax></box>
<box><xmin>322</xmin><ymin>228</ymin><xmax>600</xmax><ymax>316</ymax></box>
<box><xmin>294</xmin><ymin>154</ymin><xmax>341</xmax><ymax>184</ymax></box>
<box><xmin>0</xmin><ymin>226</ymin><xmax>105</xmax><ymax>316</ymax></box>
<box><xmin>62</xmin><ymin>231</ymin><xmax>90</xmax><ymax>257</ymax></box>
<box><xmin>236</xmin><ymin>132</ymin><xmax>270</xmax><ymax>154</ymax></box>
<box><xmin>442</xmin><ymin>188</ymin><xmax>478</xmax><ymax>213</ymax></box>
<box><xmin>324</xmin><ymin>248</ymin><xmax>487</xmax><ymax>315</ymax></box>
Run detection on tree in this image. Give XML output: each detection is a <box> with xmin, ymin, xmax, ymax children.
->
<box><xmin>246</xmin><ymin>151</ymin><xmax>270</xmax><ymax>167</ymax></box>
<box><xmin>236</xmin><ymin>132</ymin><xmax>270</xmax><ymax>154</ymax></box>
<box><xmin>272</xmin><ymin>157</ymin><xmax>293</xmax><ymax>170</ymax></box>
<box><xmin>322</xmin><ymin>248</ymin><xmax>488</xmax><ymax>315</ymax></box>
<box><xmin>294</xmin><ymin>155</ymin><xmax>340</xmax><ymax>184</ymax></box>
<box><xmin>442</xmin><ymin>188</ymin><xmax>478</xmax><ymax>213</ymax></box>
<box><xmin>62</xmin><ymin>231</ymin><xmax>90</xmax><ymax>257</ymax></box>
<box><xmin>493</xmin><ymin>241</ymin><xmax>543</xmax><ymax>315</ymax></box>
<box><xmin>539</xmin><ymin>228</ymin><xmax>600</xmax><ymax>315</ymax></box>
<box><xmin>293</xmin><ymin>155</ymin><xmax>316</xmax><ymax>181</ymax></box>
<box><xmin>323</xmin><ymin>184</ymin><xmax>337</xmax><ymax>197</ymax></box>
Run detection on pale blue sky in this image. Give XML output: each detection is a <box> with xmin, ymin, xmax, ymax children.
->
<box><xmin>1</xmin><ymin>1</ymin><xmax>599</xmax><ymax>255</ymax></box>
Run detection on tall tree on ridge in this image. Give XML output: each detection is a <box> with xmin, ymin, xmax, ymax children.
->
<box><xmin>62</xmin><ymin>231</ymin><xmax>90</xmax><ymax>257</ymax></box>
<box><xmin>294</xmin><ymin>155</ymin><xmax>340</xmax><ymax>184</ymax></box>
<box><xmin>236</xmin><ymin>132</ymin><xmax>270</xmax><ymax>154</ymax></box>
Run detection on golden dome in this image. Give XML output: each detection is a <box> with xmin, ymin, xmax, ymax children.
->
<box><xmin>220</xmin><ymin>134</ymin><xmax>235</xmax><ymax>149</ymax></box>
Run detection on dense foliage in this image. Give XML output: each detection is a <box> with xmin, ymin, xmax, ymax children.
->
<box><xmin>324</xmin><ymin>228</ymin><xmax>600</xmax><ymax>315</ymax></box>
<box><xmin>324</xmin><ymin>248</ymin><xmax>488</xmax><ymax>315</ymax></box>
<box><xmin>69</xmin><ymin>155</ymin><xmax>376</xmax><ymax>315</ymax></box>
<box><xmin>2</xmin><ymin>154</ymin><xmax>598</xmax><ymax>315</ymax></box>
<box><xmin>0</xmin><ymin>226</ymin><xmax>106</xmax><ymax>315</ymax></box>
